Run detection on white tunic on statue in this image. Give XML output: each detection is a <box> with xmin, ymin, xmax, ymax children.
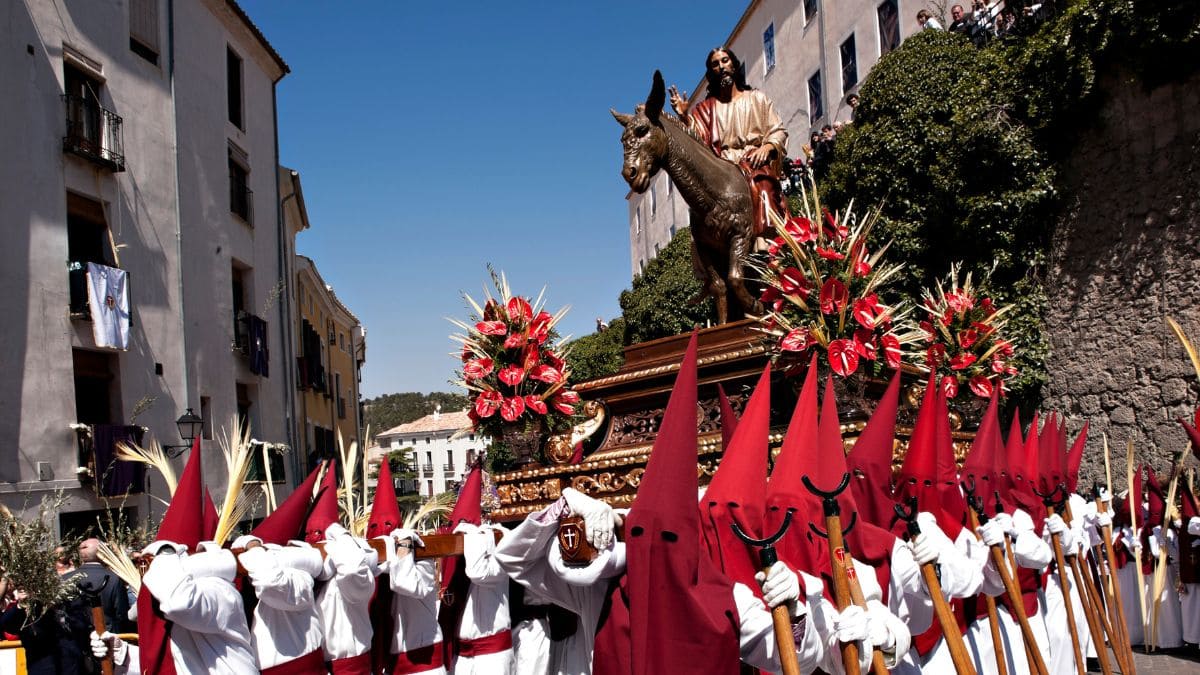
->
<box><xmin>235</xmin><ymin>543</ymin><xmax>324</xmax><ymax>670</ymax></box>
<box><xmin>452</xmin><ymin>523</ymin><xmax>514</xmax><ymax>675</ymax></box>
<box><xmin>386</xmin><ymin>544</ymin><xmax>445</xmax><ymax>674</ymax></box>
<box><xmin>141</xmin><ymin>548</ymin><xmax>258</xmax><ymax>675</ymax></box>
<box><xmin>495</xmin><ymin>499</ymin><xmax>834</xmax><ymax>675</ymax></box>
<box><xmin>316</xmin><ymin>524</ymin><xmax>377</xmax><ymax>661</ymax></box>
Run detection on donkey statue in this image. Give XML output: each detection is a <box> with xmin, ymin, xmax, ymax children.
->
<box><xmin>613</xmin><ymin>70</ymin><xmax>762</xmax><ymax>324</ymax></box>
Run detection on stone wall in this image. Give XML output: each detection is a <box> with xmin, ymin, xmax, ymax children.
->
<box><xmin>1043</xmin><ymin>68</ymin><xmax>1200</xmax><ymax>491</ymax></box>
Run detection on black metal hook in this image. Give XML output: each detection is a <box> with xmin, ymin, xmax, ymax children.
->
<box><xmin>1033</xmin><ymin>483</ymin><xmax>1066</xmax><ymax>509</ymax></box>
<box><xmin>732</xmin><ymin>508</ymin><xmax>795</xmax><ymax>569</ymax></box>
<box><xmin>801</xmin><ymin>473</ymin><xmax>851</xmax><ymax>518</ymax></box>
<box><xmin>894</xmin><ymin>496</ymin><xmax>921</xmax><ymax>537</ymax></box>
<box><xmin>78</xmin><ymin>575</ymin><xmax>109</xmax><ymax>609</ymax></box>
<box><xmin>809</xmin><ymin>510</ymin><xmax>857</xmax><ymax>539</ymax></box>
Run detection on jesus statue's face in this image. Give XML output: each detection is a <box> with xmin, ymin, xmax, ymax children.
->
<box><xmin>707</xmin><ymin>51</ymin><xmax>736</xmax><ymax>89</ymax></box>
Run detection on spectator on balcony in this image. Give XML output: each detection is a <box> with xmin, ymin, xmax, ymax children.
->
<box><xmin>917</xmin><ymin>9</ymin><xmax>943</xmax><ymax>30</ymax></box>
<box><xmin>845</xmin><ymin>93</ymin><xmax>860</xmax><ymax>123</ymax></box>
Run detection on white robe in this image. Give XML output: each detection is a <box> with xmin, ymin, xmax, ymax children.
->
<box><xmin>141</xmin><ymin>549</ymin><xmax>258</xmax><ymax>675</ymax></box>
<box><xmin>513</xmin><ymin>588</ymin><xmax>553</xmax><ymax>675</ymax></box>
<box><xmin>495</xmin><ymin>500</ymin><xmax>833</xmax><ymax>675</ymax></box>
<box><xmin>1145</xmin><ymin>525</ymin><xmax>1183</xmax><ymax>649</ymax></box>
<box><xmin>387</xmin><ymin>548</ymin><xmax>445</xmax><ymax>674</ymax></box>
<box><xmin>236</xmin><ymin>545</ymin><xmax>324</xmax><ymax>670</ymax></box>
<box><xmin>317</xmin><ymin>526</ymin><xmax>377</xmax><ymax>661</ymax></box>
<box><xmin>452</xmin><ymin>524</ymin><xmax>514</xmax><ymax>675</ymax></box>
<box><xmin>1182</xmin><ymin>517</ymin><xmax>1200</xmax><ymax>645</ymax></box>
<box><xmin>900</xmin><ymin>513</ymin><xmax>987</xmax><ymax>675</ymax></box>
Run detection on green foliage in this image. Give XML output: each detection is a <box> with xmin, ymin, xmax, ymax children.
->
<box><xmin>818</xmin><ymin>1</ymin><xmax>1200</xmax><ymax>407</ymax></box>
<box><xmin>619</xmin><ymin>228</ymin><xmax>716</xmax><ymax>345</ymax></box>
<box><xmin>0</xmin><ymin>492</ymin><xmax>79</xmax><ymax>624</ymax></box>
<box><xmin>363</xmin><ymin>392</ymin><xmax>470</xmax><ymax>440</ymax></box>
<box><xmin>566</xmin><ymin>317</ymin><xmax>626</xmax><ymax>382</ymax></box>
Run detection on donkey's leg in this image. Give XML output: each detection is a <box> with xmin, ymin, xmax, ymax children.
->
<box><xmin>695</xmin><ymin>241</ymin><xmax>728</xmax><ymax>324</ymax></box>
<box><xmin>726</xmin><ymin>232</ymin><xmax>763</xmax><ymax>318</ymax></box>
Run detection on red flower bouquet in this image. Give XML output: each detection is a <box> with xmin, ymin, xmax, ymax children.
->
<box><xmin>451</xmin><ymin>270</ymin><xmax>579</xmax><ymax>466</ymax></box>
<box><xmin>917</xmin><ymin>264</ymin><xmax>1017</xmax><ymax>399</ymax></box>
<box><xmin>757</xmin><ymin>187</ymin><xmax>919</xmax><ymax>378</ymax></box>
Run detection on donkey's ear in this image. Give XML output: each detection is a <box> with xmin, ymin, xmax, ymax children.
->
<box><xmin>610</xmin><ymin>109</ymin><xmax>634</xmax><ymax>127</ymax></box>
<box><xmin>646</xmin><ymin>70</ymin><xmax>666</xmax><ymax>124</ymax></box>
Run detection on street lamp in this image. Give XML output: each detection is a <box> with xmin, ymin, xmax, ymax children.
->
<box><xmin>164</xmin><ymin>408</ymin><xmax>204</xmax><ymax>458</ymax></box>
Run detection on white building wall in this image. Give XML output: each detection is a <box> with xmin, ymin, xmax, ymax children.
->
<box><xmin>628</xmin><ymin>0</ymin><xmax>926</xmax><ymax>274</ymax></box>
<box><xmin>376</xmin><ymin>429</ymin><xmax>491</xmax><ymax>497</ymax></box>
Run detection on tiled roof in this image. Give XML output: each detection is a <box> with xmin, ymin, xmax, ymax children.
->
<box><xmin>226</xmin><ymin>0</ymin><xmax>290</xmax><ymax>76</ymax></box>
<box><xmin>379</xmin><ymin>410</ymin><xmax>473</xmax><ymax>437</ymax></box>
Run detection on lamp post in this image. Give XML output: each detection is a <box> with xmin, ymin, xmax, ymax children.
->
<box><xmin>164</xmin><ymin>408</ymin><xmax>204</xmax><ymax>458</ymax></box>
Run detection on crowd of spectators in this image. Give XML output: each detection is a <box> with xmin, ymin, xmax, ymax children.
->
<box><xmin>922</xmin><ymin>1</ymin><xmax>1058</xmax><ymax>45</ymax></box>
<box><xmin>1</xmin><ymin>539</ymin><xmax>136</xmax><ymax>674</ymax></box>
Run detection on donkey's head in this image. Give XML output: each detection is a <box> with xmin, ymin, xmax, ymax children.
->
<box><xmin>612</xmin><ymin>71</ymin><xmax>669</xmax><ymax>194</ymax></box>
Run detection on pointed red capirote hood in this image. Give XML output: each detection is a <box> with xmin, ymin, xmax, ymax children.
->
<box><xmin>847</xmin><ymin>369</ymin><xmax>902</xmax><ymax>529</ymax></box>
<box><xmin>252</xmin><ymin>463</ymin><xmax>323</xmax><ymax>545</ymax></box>
<box><xmin>304</xmin><ymin>461</ymin><xmax>340</xmax><ymax>544</ymax></box>
<box><xmin>1065</xmin><ymin>422</ymin><xmax>1089</xmax><ymax>494</ymax></box>
<box><xmin>717</xmin><ymin>383</ymin><xmax>739</xmax><ymax>454</ymax></box>
<box><xmin>367</xmin><ymin>458</ymin><xmax>403</xmax><ymax>539</ymax></box>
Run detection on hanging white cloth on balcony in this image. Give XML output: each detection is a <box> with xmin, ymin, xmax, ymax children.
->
<box><xmin>87</xmin><ymin>262</ymin><xmax>130</xmax><ymax>350</ymax></box>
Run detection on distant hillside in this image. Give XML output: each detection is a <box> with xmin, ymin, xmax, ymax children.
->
<box><xmin>364</xmin><ymin>391</ymin><xmax>471</xmax><ymax>440</ymax></box>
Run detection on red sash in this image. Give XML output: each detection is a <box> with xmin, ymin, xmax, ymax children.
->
<box><xmin>330</xmin><ymin>652</ymin><xmax>372</xmax><ymax>675</ymax></box>
<box><xmin>392</xmin><ymin>642</ymin><xmax>445</xmax><ymax>675</ymax></box>
<box><xmin>262</xmin><ymin>650</ymin><xmax>325</xmax><ymax>675</ymax></box>
<box><xmin>456</xmin><ymin>629</ymin><xmax>513</xmax><ymax>657</ymax></box>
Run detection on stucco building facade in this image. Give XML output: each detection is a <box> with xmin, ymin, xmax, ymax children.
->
<box><xmin>375</xmin><ymin>410</ymin><xmax>490</xmax><ymax>497</ymax></box>
<box><xmin>628</xmin><ymin>0</ymin><xmax>930</xmax><ymax>276</ymax></box>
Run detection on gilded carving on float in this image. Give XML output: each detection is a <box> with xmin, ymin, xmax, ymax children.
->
<box><xmin>571</xmin><ymin>468</ymin><xmax>645</xmax><ymax>495</ymax></box>
<box><xmin>544</xmin><ymin>400</ymin><xmax>607</xmax><ymax>464</ymax></box>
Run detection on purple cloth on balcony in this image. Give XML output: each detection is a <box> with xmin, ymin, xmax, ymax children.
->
<box><xmin>248</xmin><ymin>315</ymin><xmax>269</xmax><ymax>377</ymax></box>
<box><xmin>92</xmin><ymin>424</ymin><xmax>143</xmax><ymax>497</ymax></box>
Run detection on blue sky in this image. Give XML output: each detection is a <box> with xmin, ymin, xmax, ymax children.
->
<box><xmin>238</xmin><ymin>2</ymin><xmax>742</xmax><ymax>397</ymax></box>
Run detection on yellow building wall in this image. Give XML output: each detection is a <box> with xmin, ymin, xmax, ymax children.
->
<box><xmin>295</xmin><ymin>270</ymin><xmax>360</xmax><ymax>461</ymax></box>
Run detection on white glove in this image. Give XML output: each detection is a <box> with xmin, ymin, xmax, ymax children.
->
<box><xmin>325</xmin><ymin>523</ymin><xmax>350</xmax><ymax>540</ymax></box>
<box><xmin>390</xmin><ymin>527</ymin><xmax>426</xmax><ymax>548</ymax></box>
<box><xmin>992</xmin><ymin>512</ymin><xmax>1015</xmax><ymax>536</ymax></box>
<box><xmin>1044</xmin><ymin>514</ymin><xmax>1068</xmax><ymax>537</ymax></box>
<box><xmin>833</xmin><ymin>604</ymin><xmax>870</xmax><ymax>643</ymax></box>
<box><xmin>453</xmin><ymin>522</ymin><xmax>479</xmax><ymax>535</ymax></box>
<box><xmin>562</xmin><ymin>487</ymin><xmax>615</xmax><ymax>550</ymax></box>
<box><xmin>1097</xmin><ymin>487</ymin><xmax>1112</xmax><ymax>505</ymax></box>
<box><xmin>865</xmin><ymin>601</ymin><xmax>897</xmax><ymax>651</ymax></box>
<box><xmin>1095</xmin><ymin>510</ymin><xmax>1112</xmax><ymax>529</ymax></box>
<box><xmin>755</xmin><ymin>561</ymin><xmax>800</xmax><ymax>615</ymax></box>
<box><xmin>978</xmin><ymin>520</ymin><xmax>1006</xmax><ymax>547</ymax></box>
<box><xmin>909</xmin><ymin>532</ymin><xmax>938</xmax><ymax>565</ymax></box>
<box><xmin>1188</xmin><ymin>518</ymin><xmax>1200</xmax><ymax>536</ymax></box>
<box><xmin>90</xmin><ymin>630</ymin><xmax>128</xmax><ymax>664</ymax></box>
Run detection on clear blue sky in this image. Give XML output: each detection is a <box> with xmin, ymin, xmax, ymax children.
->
<box><xmin>239</xmin><ymin>2</ymin><xmax>743</xmax><ymax>398</ymax></box>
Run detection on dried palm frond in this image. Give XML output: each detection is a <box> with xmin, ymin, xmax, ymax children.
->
<box><xmin>213</xmin><ymin>416</ymin><xmax>255</xmax><ymax>545</ymax></box>
<box><xmin>1167</xmin><ymin>316</ymin><xmax>1200</xmax><ymax>381</ymax></box>
<box><xmin>97</xmin><ymin>542</ymin><xmax>140</xmax><ymax>593</ymax></box>
<box><xmin>403</xmin><ymin>492</ymin><xmax>454</xmax><ymax>532</ymax></box>
<box><xmin>115</xmin><ymin>439</ymin><xmax>178</xmax><ymax>496</ymax></box>
<box><xmin>336</xmin><ymin>429</ymin><xmax>361</xmax><ymax>534</ymax></box>
<box><xmin>0</xmin><ymin>491</ymin><xmax>79</xmax><ymax>625</ymax></box>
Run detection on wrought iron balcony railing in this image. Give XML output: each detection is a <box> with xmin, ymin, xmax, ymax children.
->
<box><xmin>63</xmin><ymin>94</ymin><xmax>125</xmax><ymax>172</ymax></box>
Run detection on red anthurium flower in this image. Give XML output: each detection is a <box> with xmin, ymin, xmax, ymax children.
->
<box><xmin>463</xmin><ymin>358</ymin><xmax>494</xmax><ymax>381</ymax></box>
<box><xmin>853</xmin><ymin>254</ymin><xmax>872</xmax><ymax>277</ymax></box>
<box><xmin>530</xmin><ymin>364</ymin><xmax>563</xmax><ymax>384</ymax></box>
<box><xmin>816</xmin><ymin>247</ymin><xmax>846</xmax><ymax>261</ymax></box>
<box><xmin>475</xmin><ymin>391</ymin><xmax>502</xmax><ymax>418</ymax></box>
<box><xmin>1005</xmin><ymin>365</ymin><xmax>1017</xmax><ymax>376</ymax></box>
<box><xmin>958</xmin><ymin>329</ymin><xmax>978</xmax><ymax>349</ymax></box>
<box><xmin>468</xmin><ymin>408</ymin><xmax>480</xmax><ymax>426</ymax></box>
<box><xmin>524</xmin><ymin>395</ymin><xmax>548</xmax><ymax>415</ymax></box>
<box><xmin>991</xmin><ymin>358</ymin><xmax>1007</xmax><ymax>374</ymax></box>
<box><xmin>969</xmin><ymin>375</ymin><xmax>994</xmax><ymax>398</ymax></box>
<box><xmin>779</xmin><ymin>267</ymin><xmax>810</xmax><ymax>295</ymax></box>
<box><xmin>522</xmin><ymin>345</ymin><xmax>540</xmax><ymax>371</ymax></box>
<box><xmin>828</xmin><ymin>339</ymin><xmax>860</xmax><ymax>376</ymax></box>
<box><xmin>551</xmin><ymin>390</ymin><xmax>580</xmax><ymax>415</ymax></box>
<box><xmin>997</xmin><ymin>339</ymin><xmax>1014</xmax><ymax>356</ymax></box>
<box><xmin>881</xmin><ymin>334</ymin><xmax>903</xmax><ymax>369</ymax></box>
<box><xmin>822</xmin><ymin>209</ymin><xmax>849</xmax><ymax>240</ymax></box>
<box><xmin>941</xmin><ymin>375</ymin><xmax>959</xmax><ymax>399</ymax></box>
<box><xmin>853</xmin><ymin>328</ymin><xmax>878</xmax><ymax>360</ymax></box>
<box><xmin>498</xmin><ymin>365</ymin><xmax>525</xmax><ymax>386</ymax></box>
<box><xmin>940</xmin><ymin>309</ymin><xmax>955</xmax><ymax>326</ymax></box>
<box><xmin>919</xmin><ymin>320</ymin><xmax>936</xmax><ymax>339</ymax></box>
<box><xmin>971</xmin><ymin>321</ymin><xmax>996</xmax><ymax>336</ymax></box>
<box><xmin>545</xmin><ymin>350</ymin><xmax>565</xmax><ymax>371</ymax></box>
<box><xmin>475</xmin><ymin>320</ymin><xmax>507</xmax><ymax>336</ymax></box>
<box><xmin>949</xmin><ymin>353</ymin><xmax>977</xmax><ymax>371</ymax></box>
<box><xmin>853</xmin><ymin>294</ymin><xmax>881</xmax><ymax>329</ymax></box>
<box><xmin>500</xmin><ymin>396</ymin><xmax>526</xmax><ymax>422</ymax></box>
<box><xmin>819</xmin><ymin>279</ymin><xmax>848</xmax><ymax>314</ymax></box>
<box><xmin>780</xmin><ymin>328</ymin><xmax>813</xmax><ymax>352</ymax></box>
<box><xmin>784</xmin><ymin>216</ymin><xmax>816</xmax><ymax>243</ymax></box>
<box><xmin>760</xmin><ymin>286</ymin><xmax>781</xmax><ymax>304</ymax></box>
<box><xmin>503</xmin><ymin>331</ymin><xmax>527</xmax><ymax>349</ymax></box>
<box><xmin>980</xmin><ymin>297</ymin><xmax>996</xmax><ymax>316</ymax></box>
<box><xmin>926</xmin><ymin>343</ymin><xmax>946</xmax><ymax>368</ymax></box>
<box><xmin>507</xmin><ymin>296</ymin><xmax>533</xmax><ymax>322</ymax></box>
<box><xmin>557</xmin><ymin>390</ymin><xmax>581</xmax><ymax>404</ymax></box>
<box><xmin>767</xmin><ymin>237</ymin><xmax>785</xmax><ymax>256</ymax></box>
<box><xmin>530</xmin><ymin>311</ymin><xmax>553</xmax><ymax>343</ymax></box>
<box><xmin>946</xmin><ymin>290</ymin><xmax>974</xmax><ymax>314</ymax></box>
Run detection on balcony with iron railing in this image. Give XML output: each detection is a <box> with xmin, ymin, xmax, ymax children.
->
<box><xmin>422</xmin><ymin>464</ymin><xmax>434</xmax><ymax>477</ymax></box>
<box><xmin>63</xmin><ymin>94</ymin><xmax>125</xmax><ymax>172</ymax></box>
<box><xmin>443</xmin><ymin>463</ymin><xmax>455</xmax><ymax>475</ymax></box>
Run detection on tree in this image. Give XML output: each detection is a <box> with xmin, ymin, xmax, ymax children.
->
<box><xmin>386</xmin><ymin>447</ymin><xmax>423</xmax><ymax>512</ymax></box>
<box><xmin>363</xmin><ymin>392</ymin><xmax>470</xmax><ymax>440</ymax></box>
<box><xmin>566</xmin><ymin>317</ymin><xmax>627</xmax><ymax>382</ymax></box>
<box><xmin>619</xmin><ymin>227</ymin><xmax>716</xmax><ymax>345</ymax></box>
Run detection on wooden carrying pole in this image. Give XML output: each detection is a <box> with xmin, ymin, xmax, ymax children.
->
<box><xmin>802</xmin><ymin>476</ymin><xmax>863</xmax><ymax>675</ymax></box>
<box><xmin>1061</xmin><ymin>500</ymin><xmax>1116</xmax><ymax>675</ymax></box>
<box><xmin>802</xmin><ymin>475</ymin><xmax>889</xmax><ymax>675</ymax></box>
<box><xmin>1095</xmin><ymin>491</ymin><xmax>1137</xmax><ymax>674</ymax></box>
<box><xmin>964</xmin><ymin>506</ymin><xmax>1009</xmax><ymax>675</ymax></box>
<box><xmin>895</xmin><ymin>499</ymin><xmax>978</xmax><ymax>675</ymax></box>
<box><xmin>730</xmin><ymin>510</ymin><xmax>802</xmax><ymax>675</ymax></box>
<box><xmin>1042</xmin><ymin>494</ymin><xmax>1086</xmax><ymax>675</ymax></box>
<box><xmin>79</xmin><ymin>578</ymin><xmax>115</xmax><ymax>675</ymax></box>
<box><xmin>1149</xmin><ymin>446</ymin><xmax>1188</xmax><ymax>650</ymax></box>
<box><xmin>1128</xmin><ymin>442</ymin><xmax>1150</xmax><ymax>652</ymax></box>
<box><xmin>979</xmin><ymin>492</ymin><xmax>1051</xmax><ymax>675</ymax></box>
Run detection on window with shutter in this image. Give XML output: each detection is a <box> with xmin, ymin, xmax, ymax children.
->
<box><xmin>129</xmin><ymin>0</ymin><xmax>159</xmax><ymax>64</ymax></box>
